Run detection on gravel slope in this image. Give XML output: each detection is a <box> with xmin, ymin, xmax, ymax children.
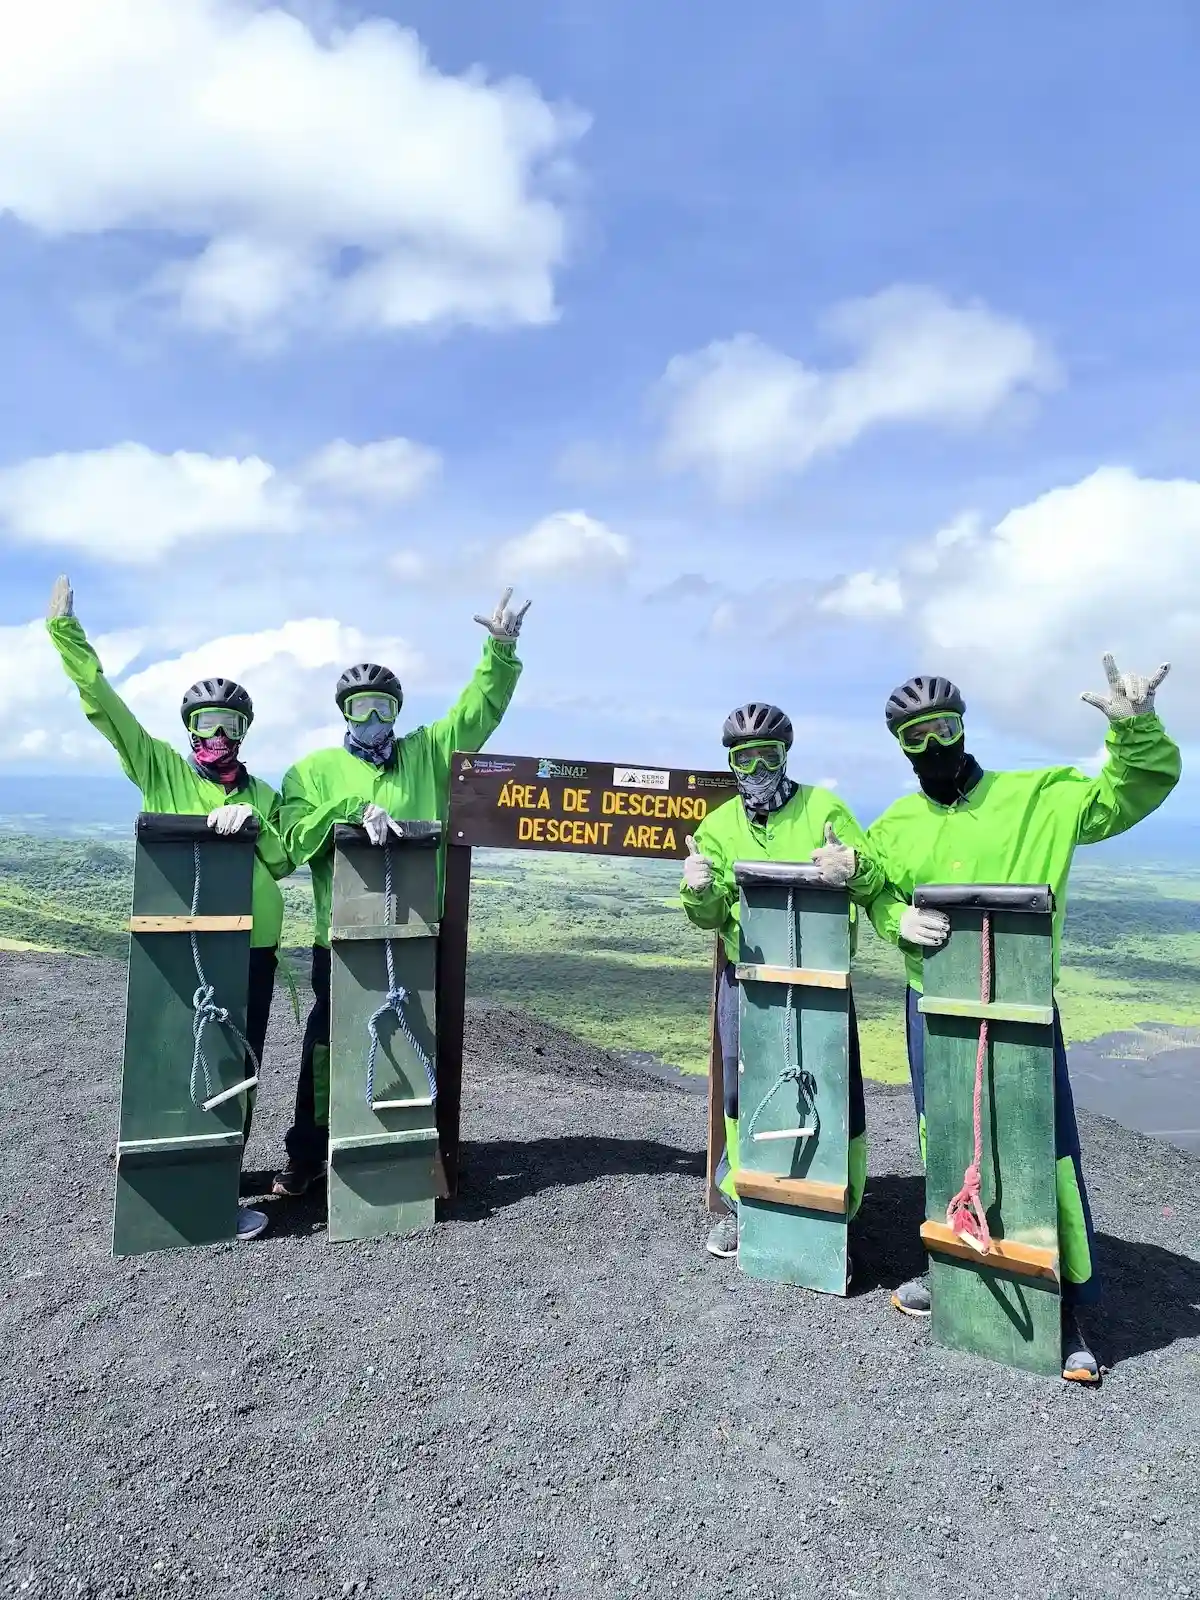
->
<box><xmin>0</xmin><ymin>951</ymin><xmax>1197</xmax><ymax>1600</ymax></box>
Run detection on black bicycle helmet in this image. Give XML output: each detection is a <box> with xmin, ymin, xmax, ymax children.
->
<box><xmin>721</xmin><ymin>702</ymin><xmax>794</xmax><ymax>750</ymax></box>
<box><xmin>335</xmin><ymin>663</ymin><xmax>404</xmax><ymax>714</ymax></box>
<box><xmin>884</xmin><ymin>675</ymin><xmax>965</xmax><ymax>737</ymax></box>
<box><xmin>179</xmin><ymin>677</ymin><xmax>253</xmax><ymax>727</ymax></box>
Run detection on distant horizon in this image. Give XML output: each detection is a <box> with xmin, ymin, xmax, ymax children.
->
<box><xmin>2</xmin><ymin>767</ymin><xmax>1196</xmax><ymax>867</ymax></box>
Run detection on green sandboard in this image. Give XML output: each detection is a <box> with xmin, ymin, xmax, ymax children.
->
<box><xmin>114</xmin><ymin>814</ymin><xmax>258</xmax><ymax>1257</ymax></box>
<box><xmin>328</xmin><ymin>823</ymin><xmax>441</xmax><ymax>1243</ymax></box>
<box><xmin>916</xmin><ymin>884</ymin><xmax>1061</xmax><ymax>1377</ymax></box>
<box><xmin>733</xmin><ymin>862</ymin><xmax>851</xmax><ymax>1295</ymax></box>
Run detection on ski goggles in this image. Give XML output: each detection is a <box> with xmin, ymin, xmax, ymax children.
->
<box><xmin>728</xmin><ymin>741</ymin><xmax>787</xmax><ymax>776</ymax></box>
<box><xmin>188</xmin><ymin>708</ymin><xmax>248</xmax><ymax>740</ymax></box>
<box><xmin>343</xmin><ymin>691</ymin><xmax>399</xmax><ymax>725</ymax></box>
<box><xmin>896</xmin><ymin>713</ymin><xmax>964</xmax><ymax>754</ymax></box>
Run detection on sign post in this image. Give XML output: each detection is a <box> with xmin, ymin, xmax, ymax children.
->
<box><xmin>438</xmin><ymin>753</ymin><xmax>738</xmax><ymax>1207</ymax></box>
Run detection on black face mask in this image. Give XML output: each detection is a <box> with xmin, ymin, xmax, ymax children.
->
<box><xmin>907</xmin><ymin>736</ymin><xmax>980</xmax><ymax>806</ymax></box>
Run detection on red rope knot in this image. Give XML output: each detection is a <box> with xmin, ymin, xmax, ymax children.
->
<box><xmin>946</xmin><ymin>911</ymin><xmax>993</xmax><ymax>1254</ymax></box>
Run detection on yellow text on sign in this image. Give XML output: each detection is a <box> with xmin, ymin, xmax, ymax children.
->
<box><xmin>517</xmin><ymin>817</ymin><xmax>615</xmax><ymax>847</ymax></box>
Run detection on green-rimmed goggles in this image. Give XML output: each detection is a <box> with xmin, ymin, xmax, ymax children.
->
<box><xmin>728</xmin><ymin>740</ymin><xmax>787</xmax><ymax>776</ymax></box>
<box><xmin>188</xmin><ymin>707</ymin><xmax>249</xmax><ymax>740</ymax></box>
<box><xmin>343</xmin><ymin>691</ymin><xmax>399</xmax><ymax>725</ymax></box>
<box><xmin>896</xmin><ymin>712</ymin><xmax>964</xmax><ymax>754</ymax></box>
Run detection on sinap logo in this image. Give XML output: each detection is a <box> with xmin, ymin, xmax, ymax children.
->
<box><xmin>536</xmin><ymin>758</ymin><xmax>588</xmax><ymax>779</ymax></box>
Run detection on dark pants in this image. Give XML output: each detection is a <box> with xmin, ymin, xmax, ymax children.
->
<box><xmin>714</xmin><ymin>961</ymin><xmax>867</xmax><ymax>1204</ymax></box>
<box><xmin>285</xmin><ymin>944</ymin><xmax>331</xmax><ymax>1169</ymax></box>
<box><xmin>904</xmin><ymin>986</ymin><xmax>1100</xmax><ymax>1306</ymax></box>
<box><xmin>242</xmin><ymin>946</ymin><xmax>278</xmax><ymax>1144</ymax></box>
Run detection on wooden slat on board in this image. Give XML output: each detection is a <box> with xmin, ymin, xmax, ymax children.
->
<box><xmin>128</xmin><ymin>915</ymin><xmax>252</xmax><ymax>933</ymax></box>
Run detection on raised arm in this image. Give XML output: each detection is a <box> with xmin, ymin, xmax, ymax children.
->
<box><xmin>1074</xmin><ymin>655</ymin><xmax>1181</xmax><ymax>844</ymax></box>
<box><xmin>426</xmin><ymin>589</ymin><xmax>528</xmax><ymax>778</ymax></box>
<box><xmin>45</xmin><ymin>576</ymin><xmax>163</xmax><ymax>791</ymax></box>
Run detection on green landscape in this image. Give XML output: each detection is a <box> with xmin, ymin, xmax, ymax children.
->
<box><xmin>2</xmin><ymin>832</ymin><xmax>1198</xmax><ymax>1082</ymax></box>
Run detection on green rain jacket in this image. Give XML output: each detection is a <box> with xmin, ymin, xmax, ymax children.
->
<box><xmin>866</xmin><ymin>714</ymin><xmax>1182</xmax><ymax>991</ymax></box>
<box><xmin>679</xmin><ymin>784</ymin><xmax>886</xmax><ymax>960</ymax></box>
<box><xmin>47</xmin><ymin>616</ymin><xmax>291</xmax><ymax>950</ymax></box>
<box><xmin>279</xmin><ymin>637</ymin><xmax>522</xmax><ymax>947</ymax></box>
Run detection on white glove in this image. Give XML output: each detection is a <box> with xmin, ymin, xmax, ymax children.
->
<box><xmin>899</xmin><ymin>905</ymin><xmax>950</xmax><ymax>950</ymax></box>
<box><xmin>361</xmin><ymin>802</ymin><xmax>404</xmax><ymax>846</ymax></box>
<box><xmin>1080</xmin><ymin>654</ymin><xmax>1170</xmax><ymax>721</ymax></box>
<box><xmin>48</xmin><ymin>575</ymin><xmax>74</xmax><ymax>619</ymax></box>
<box><xmin>207</xmin><ymin>804</ymin><xmax>255</xmax><ymax>835</ymax></box>
<box><xmin>474</xmin><ymin>587</ymin><xmax>531</xmax><ymax>640</ymax></box>
<box><xmin>682</xmin><ymin>834</ymin><xmax>714</xmax><ymax>892</ymax></box>
<box><xmin>810</xmin><ymin>822</ymin><xmax>856</xmax><ymax>888</ymax></box>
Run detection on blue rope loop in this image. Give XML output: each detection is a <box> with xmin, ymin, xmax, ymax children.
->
<box><xmin>364</xmin><ymin>845</ymin><xmax>437</xmax><ymax>1107</ymax></box>
<box><xmin>188</xmin><ymin>840</ymin><xmax>259</xmax><ymax>1109</ymax></box>
<box><xmin>744</xmin><ymin>884</ymin><xmax>818</xmax><ymax>1141</ymax></box>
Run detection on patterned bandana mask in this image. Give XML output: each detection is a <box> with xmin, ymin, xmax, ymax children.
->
<box><xmin>344</xmin><ymin>713</ymin><xmax>396</xmax><ymax>769</ymax></box>
<box><xmin>736</xmin><ymin>764</ymin><xmax>796</xmax><ymax>818</ymax></box>
<box><xmin>190</xmin><ymin>733</ymin><xmax>244</xmax><ymax>788</ymax></box>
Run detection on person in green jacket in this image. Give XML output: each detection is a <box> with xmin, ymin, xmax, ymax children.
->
<box><xmin>271</xmin><ymin>588</ymin><xmax>530</xmax><ymax>1196</ymax></box>
<box><xmin>866</xmin><ymin>657</ymin><xmax>1179</xmax><ymax>1382</ymax></box>
<box><xmin>679</xmin><ymin>701</ymin><xmax>886</xmax><ymax>1263</ymax></box>
<box><xmin>46</xmin><ymin>575</ymin><xmax>293</xmax><ymax>1241</ymax></box>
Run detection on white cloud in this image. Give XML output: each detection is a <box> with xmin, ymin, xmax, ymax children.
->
<box><xmin>302</xmin><ymin>438</ymin><xmax>441</xmax><ymax>502</ymax></box>
<box><xmin>821</xmin><ymin>466</ymin><xmax>1200</xmax><ymax>741</ymax></box>
<box><xmin>1</xmin><ymin>615</ymin><xmax>424</xmax><ymax>771</ymax></box>
<box><xmin>657</xmin><ymin>286</ymin><xmax>1058</xmax><ymax>499</ymax></box>
<box><xmin>0</xmin><ymin>0</ymin><xmax>586</xmax><ymax>343</ymax></box>
<box><xmin>818</xmin><ymin>570</ymin><xmax>903</xmax><ymax>620</ymax></box>
<box><xmin>494</xmin><ymin>511</ymin><xmax>630</xmax><ymax>583</ymax></box>
<box><xmin>0</xmin><ymin>436</ymin><xmax>437</xmax><ymax>561</ymax></box>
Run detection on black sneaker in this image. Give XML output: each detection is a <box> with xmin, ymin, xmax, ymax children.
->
<box><xmin>271</xmin><ymin>1158</ymin><xmax>326</xmax><ymax>1197</ymax></box>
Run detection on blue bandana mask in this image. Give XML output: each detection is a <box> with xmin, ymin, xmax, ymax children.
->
<box><xmin>344</xmin><ymin>712</ymin><xmax>396</xmax><ymax>768</ymax></box>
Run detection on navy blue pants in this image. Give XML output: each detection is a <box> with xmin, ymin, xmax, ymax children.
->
<box><xmin>904</xmin><ymin>987</ymin><xmax>1100</xmax><ymax>1306</ymax></box>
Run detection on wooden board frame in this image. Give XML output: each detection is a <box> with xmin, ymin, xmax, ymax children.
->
<box><xmin>916</xmin><ymin>882</ymin><xmax>1062</xmax><ymax>1377</ymax></box>
<box><xmin>113</xmin><ymin>812</ymin><xmax>259</xmax><ymax>1257</ymax></box>
<box><xmin>327</xmin><ymin>823</ymin><xmax>443</xmax><ymax>1243</ymax></box>
<box><xmin>731</xmin><ymin>862</ymin><xmax>853</xmax><ymax>1294</ymax></box>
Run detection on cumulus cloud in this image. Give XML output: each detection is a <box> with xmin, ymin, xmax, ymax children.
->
<box><xmin>657</xmin><ymin>286</ymin><xmax>1058</xmax><ymax>499</ymax></box>
<box><xmin>0</xmin><ymin>436</ymin><xmax>438</xmax><ymax>561</ymax></box>
<box><xmin>301</xmin><ymin>438</ymin><xmax>441</xmax><ymax>502</ymax></box>
<box><xmin>818</xmin><ymin>466</ymin><xmax>1200</xmax><ymax>741</ymax></box>
<box><xmin>493</xmin><ymin>511</ymin><xmax>630</xmax><ymax>583</ymax></box>
<box><xmin>0</xmin><ymin>615</ymin><xmax>424</xmax><ymax>770</ymax></box>
<box><xmin>0</xmin><ymin>0</ymin><xmax>586</xmax><ymax>343</ymax></box>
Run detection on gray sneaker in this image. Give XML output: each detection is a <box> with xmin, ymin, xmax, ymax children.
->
<box><xmin>891</xmin><ymin>1274</ymin><xmax>932</xmax><ymax>1317</ymax></box>
<box><xmin>1062</xmin><ymin>1312</ymin><xmax>1100</xmax><ymax>1384</ymax></box>
<box><xmin>705</xmin><ymin>1211</ymin><xmax>738</xmax><ymax>1259</ymax></box>
<box><xmin>237</xmin><ymin>1206</ymin><xmax>268</xmax><ymax>1240</ymax></box>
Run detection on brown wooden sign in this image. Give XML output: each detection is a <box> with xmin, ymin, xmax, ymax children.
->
<box><xmin>447</xmin><ymin>752</ymin><xmax>738</xmax><ymax>860</ymax></box>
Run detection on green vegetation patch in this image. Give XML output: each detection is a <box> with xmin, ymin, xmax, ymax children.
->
<box><xmin>3</xmin><ymin>837</ymin><xmax>1196</xmax><ymax>1082</ymax></box>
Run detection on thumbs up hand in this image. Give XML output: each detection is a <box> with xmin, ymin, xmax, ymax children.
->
<box><xmin>682</xmin><ymin>834</ymin><xmax>714</xmax><ymax>892</ymax></box>
<box><xmin>810</xmin><ymin>820</ymin><xmax>857</xmax><ymax>888</ymax></box>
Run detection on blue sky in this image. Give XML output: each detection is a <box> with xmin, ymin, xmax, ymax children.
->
<box><xmin>1</xmin><ymin>0</ymin><xmax>1197</xmax><ymax>823</ymax></box>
